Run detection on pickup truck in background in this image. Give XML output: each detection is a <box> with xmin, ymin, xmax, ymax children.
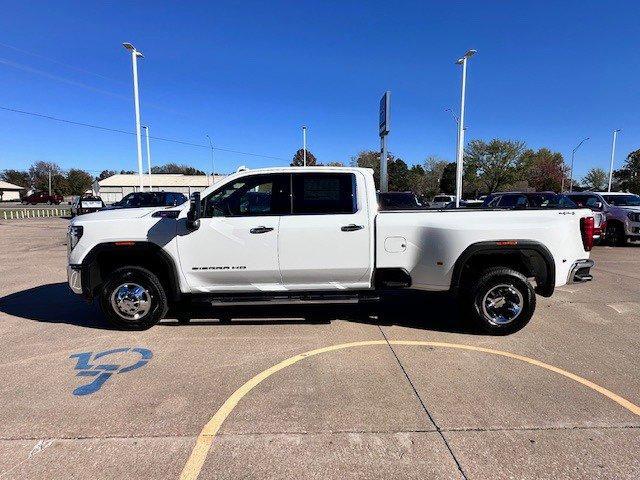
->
<box><xmin>67</xmin><ymin>167</ymin><xmax>595</xmax><ymax>334</ymax></box>
<box><xmin>566</xmin><ymin>191</ymin><xmax>640</xmax><ymax>246</ymax></box>
<box><xmin>22</xmin><ymin>191</ymin><xmax>63</xmax><ymax>205</ymax></box>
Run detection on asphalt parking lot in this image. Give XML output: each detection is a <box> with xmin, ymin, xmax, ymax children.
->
<box><xmin>0</xmin><ymin>217</ymin><xmax>638</xmax><ymax>479</ymax></box>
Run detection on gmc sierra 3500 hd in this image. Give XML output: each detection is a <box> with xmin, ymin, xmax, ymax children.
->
<box><xmin>67</xmin><ymin>167</ymin><xmax>595</xmax><ymax>334</ymax></box>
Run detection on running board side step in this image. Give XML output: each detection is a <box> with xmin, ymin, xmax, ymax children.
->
<box><xmin>188</xmin><ymin>291</ymin><xmax>380</xmax><ymax>307</ymax></box>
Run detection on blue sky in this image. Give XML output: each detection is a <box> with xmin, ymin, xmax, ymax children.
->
<box><xmin>0</xmin><ymin>0</ymin><xmax>638</xmax><ymax>179</ymax></box>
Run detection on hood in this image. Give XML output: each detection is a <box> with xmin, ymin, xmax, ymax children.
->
<box><xmin>71</xmin><ymin>206</ymin><xmax>167</xmax><ymax>223</ymax></box>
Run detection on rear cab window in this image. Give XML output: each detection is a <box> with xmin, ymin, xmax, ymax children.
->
<box><xmin>291</xmin><ymin>173</ymin><xmax>357</xmax><ymax>215</ymax></box>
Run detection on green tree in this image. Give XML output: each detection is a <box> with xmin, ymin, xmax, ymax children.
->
<box><xmin>464</xmin><ymin>139</ymin><xmax>527</xmax><ymax>194</ymax></box>
<box><xmin>421</xmin><ymin>156</ymin><xmax>449</xmax><ymax>198</ymax></box>
<box><xmin>613</xmin><ymin>149</ymin><xmax>640</xmax><ymax>193</ymax></box>
<box><xmin>582</xmin><ymin>168</ymin><xmax>608</xmax><ymax>191</ymax></box>
<box><xmin>350</xmin><ymin>150</ymin><xmax>410</xmax><ymax>191</ymax></box>
<box><xmin>351</xmin><ymin>150</ymin><xmax>380</xmax><ymax>185</ymax></box>
<box><xmin>28</xmin><ymin>161</ymin><xmax>68</xmax><ymax>195</ymax></box>
<box><xmin>66</xmin><ymin>169</ymin><xmax>94</xmax><ymax>195</ymax></box>
<box><xmin>97</xmin><ymin>170</ymin><xmax>116</xmax><ymax>181</ymax></box>
<box><xmin>521</xmin><ymin>148</ymin><xmax>567</xmax><ymax>192</ymax></box>
<box><xmin>1</xmin><ymin>169</ymin><xmax>30</xmax><ymax>188</ymax></box>
<box><xmin>326</xmin><ymin>161</ymin><xmax>345</xmax><ymax>167</ymax></box>
<box><xmin>439</xmin><ymin>162</ymin><xmax>457</xmax><ymax>195</ymax></box>
<box><xmin>291</xmin><ymin>148</ymin><xmax>318</xmax><ymax>166</ymax></box>
<box><xmin>151</xmin><ymin>163</ymin><xmax>205</xmax><ymax>175</ymax></box>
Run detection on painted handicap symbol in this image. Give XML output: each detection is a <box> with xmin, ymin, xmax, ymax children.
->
<box><xmin>69</xmin><ymin>347</ymin><xmax>152</xmax><ymax>396</ymax></box>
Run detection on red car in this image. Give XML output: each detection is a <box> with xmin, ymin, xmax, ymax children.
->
<box><xmin>21</xmin><ymin>192</ymin><xmax>63</xmax><ymax>205</ymax></box>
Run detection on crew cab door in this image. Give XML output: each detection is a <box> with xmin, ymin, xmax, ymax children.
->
<box><xmin>177</xmin><ymin>173</ymin><xmax>290</xmax><ymax>292</ymax></box>
<box><xmin>278</xmin><ymin>172</ymin><xmax>372</xmax><ymax>290</ymax></box>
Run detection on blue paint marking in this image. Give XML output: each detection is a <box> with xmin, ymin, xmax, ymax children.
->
<box><xmin>69</xmin><ymin>348</ymin><xmax>153</xmax><ymax>396</ymax></box>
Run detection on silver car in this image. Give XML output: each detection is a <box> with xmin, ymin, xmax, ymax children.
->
<box><xmin>567</xmin><ymin>192</ymin><xmax>640</xmax><ymax>245</ymax></box>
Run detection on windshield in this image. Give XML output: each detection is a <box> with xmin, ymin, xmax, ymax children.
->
<box><xmin>433</xmin><ymin>196</ymin><xmax>451</xmax><ymax>202</ymax></box>
<box><xmin>528</xmin><ymin>193</ymin><xmax>576</xmax><ymax>208</ymax></box>
<box><xmin>602</xmin><ymin>194</ymin><xmax>640</xmax><ymax>206</ymax></box>
<box><xmin>115</xmin><ymin>192</ymin><xmax>187</xmax><ymax>208</ymax></box>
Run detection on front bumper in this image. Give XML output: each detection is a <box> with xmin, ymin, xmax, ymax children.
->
<box><xmin>567</xmin><ymin>259</ymin><xmax>595</xmax><ymax>284</ymax></box>
<box><xmin>67</xmin><ymin>264</ymin><xmax>83</xmax><ymax>294</ymax></box>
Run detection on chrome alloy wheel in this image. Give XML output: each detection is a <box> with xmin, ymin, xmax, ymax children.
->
<box><xmin>481</xmin><ymin>284</ymin><xmax>524</xmax><ymax>325</ymax></box>
<box><xmin>110</xmin><ymin>283</ymin><xmax>151</xmax><ymax>321</ymax></box>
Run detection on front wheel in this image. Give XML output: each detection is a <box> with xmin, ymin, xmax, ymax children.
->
<box><xmin>466</xmin><ymin>267</ymin><xmax>536</xmax><ymax>335</ymax></box>
<box><xmin>100</xmin><ymin>266</ymin><xmax>168</xmax><ymax>330</ymax></box>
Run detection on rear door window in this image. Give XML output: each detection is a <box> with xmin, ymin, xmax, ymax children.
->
<box><xmin>291</xmin><ymin>173</ymin><xmax>357</xmax><ymax>215</ymax></box>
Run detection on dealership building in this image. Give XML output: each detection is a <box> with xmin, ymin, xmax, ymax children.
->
<box><xmin>93</xmin><ymin>174</ymin><xmax>225</xmax><ymax>204</ymax></box>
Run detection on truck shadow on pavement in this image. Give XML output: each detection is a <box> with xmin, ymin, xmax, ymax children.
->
<box><xmin>0</xmin><ymin>282</ymin><xmax>107</xmax><ymax>329</ymax></box>
<box><xmin>0</xmin><ymin>283</ymin><xmax>477</xmax><ymax>334</ymax></box>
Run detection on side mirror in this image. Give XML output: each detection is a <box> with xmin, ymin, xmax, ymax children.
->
<box><xmin>187</xmin><ymin>192</ymin><xmax>201</xmax><ymax>230</ymax></box>
<box><xmin>595</xmin><ymin>201</ymin><xmax>603</xmax><ymax>209</ymax></box>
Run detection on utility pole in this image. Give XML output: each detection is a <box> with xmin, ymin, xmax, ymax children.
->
<box><xmin>142</xmin><ymin>125</ymin><xmax>152</xmax><ymax>190</ymax></box>
<box><xmin>445</xmin><ymin>108</ymin><xmax>460</xmax><ymax>189</ymax></box>
<box><xmin>123</xmin><ymin>42</ymin><xmax>145</xmax><ymax>191</ymax></box>
<box><xmin>608</xmin><ymin>129</ymin><xmax>621</xmax><ymax>192</ymax></box>
<box><xmin>48</xmin><ymin>170</ymin><xmax>52</xmax><ymax>196</ymax></box>
<box><xmin>455</xmin><ymin>49</ymin><xmax>476</xmax><ymax>208</ymax></box>
<box><xmin>302</xmin><ymin>126</ymin><xmax>307</xmax><ymax>166</ymax></box>
<box><xmin>205</xmin><ymin>134</ymin><xmax>216</xmax><ymax>183</ymax></box>
<box><xmin>379</xmin><ymin>91</ymin><xmax>391</xmax><ymax>192</ymax></box>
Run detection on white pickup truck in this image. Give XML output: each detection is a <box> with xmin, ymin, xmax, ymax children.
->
<box><xmin>67</xmin><ymin>167</ymin><xmax>595</xmax><ymax>334</ymax></box>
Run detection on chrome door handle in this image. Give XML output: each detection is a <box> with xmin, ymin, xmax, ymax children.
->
<box><xmin>250</xmin><ymin>226</ymin><xmax>274</xmax><ymax>234</ymax></box>
<box><xmin>341</xmin><ymin>224</ymin><xmax>364</xmax><ymax>232</ymax></box>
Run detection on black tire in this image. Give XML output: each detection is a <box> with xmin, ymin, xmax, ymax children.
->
<box><xmin>99</xmin><ymin>266</ymin><xmax>168</xmax><ymax>330</ymax></box>
<box><xmin>606</xmin><ymin>222</ymin><xmax>626</xmax><ymax>247</ymax></box>
<box><xmin>466</xmin><ymin>267</ymin><xmax>536</xmax><ymax>335</ymax></box>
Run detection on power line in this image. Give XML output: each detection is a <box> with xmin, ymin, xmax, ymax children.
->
<box><xmin>0</xmin><ymin>105</ymin><xmax>289</xmax><ymax>161</ymax></box>
<box><xmin>0</xmin><ymin>41</ymin><xmax>126</xmax><ymax>84</ymax></box>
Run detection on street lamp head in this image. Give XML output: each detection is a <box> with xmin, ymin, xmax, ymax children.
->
<box><xmin>302</xmin><ymin>125</ymin><xmax>307</xmax><ymax>130</ymax></box>
<box><xmin>456</xmin><ymin>49</ymin><xmax>477</xmax><ymax>64</ymax></box>
<box><xmin>123</xmin><ymin>42</ymin><xmax>143</xmax><ymax>57</ymax></box>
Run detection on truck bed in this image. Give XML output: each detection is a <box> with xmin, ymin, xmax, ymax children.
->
<box><xmin>375</xmin><ymin>208</ymin><xmax>592</xmax><ymax>291</ymax></box>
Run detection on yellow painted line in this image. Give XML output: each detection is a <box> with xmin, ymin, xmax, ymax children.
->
<box><xmin>179</xmin><ymin>340</ymin><xmax>640</xmax><ymax>480</ymax></box>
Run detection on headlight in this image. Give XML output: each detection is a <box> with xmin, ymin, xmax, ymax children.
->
<box><xmin>68</xmin><ymin>225</ymin><xmax>84</xmax><ymax>251</ymax></box>
<box><xmin>627</xmin><ymin>212</ymin><xmax>640</xmax><ymax>222</ymax></box>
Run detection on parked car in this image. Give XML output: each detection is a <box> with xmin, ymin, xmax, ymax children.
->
<box><xmin>430</xmin><ymin>194</ymin><xmax>455</xmax><ymax>209</ymax></box>
<box><xmin>378</xmin><ymin>192</ymin><xmax>424</xmax><ymax>210</ymax></box>
<box><xmin>103</xmin><ymin>191</ymin><xmax>188</xmax><ymax>210</ymax></box>
<box><xmin>566</xmin><ymin>191</ymin><xmax>640</xmax><ymax>245</ymax></box>
<box><xmin>482</xmin><ymin>192</ymin><xmax>577</xmax><ymax>209</ymax></box>
<box><xmin>21</xmin><ymin>192</ymin><xmax>63</xmax><ymax>205</ymax></box>
<box><xmin>565</xmin><ymin>193</ymin><xmax>608</xmax><ymax>243</ymax></box>
<box><xmin>71</xmin><ymin>195</ymin><xmax>105</xmax><ymax>217</ymax></box>
<box><xmin>67</xmin><ymin>166</ymin><xmax>594</xmax><ymax>334</ymax></box>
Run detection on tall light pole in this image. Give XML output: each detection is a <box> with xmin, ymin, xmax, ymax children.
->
<box><xmin>205</xmin><ymin>134</ymin><xmax>216</xmax><ymax>183</ymax></box>
<box><xmin>302</xmin><ymin>125</ymin><xmax>307</xmax><ymax>166</ymax></box>
<box><xmin>455</xmin><ymin>49</ymin><xmax>476</xmax><ymax>208</ymax></box>
<box><xmin>142</xmin><ymin>125</ymin><xmax>152</xmax><ymax>190</ymax></box>
<box><xmin>569</xmin><ymin>137</ymin><xmax>590</xmax><ymax>192</ymax></box>
<box><xmin>445</xmin><ymin>108</ymin><xmax>461</xmax><ymax>188</ymax></box>
<box><xmin>608</xmin><ymin>129</ymin><xmax>621</xmax><ymax>192</ymax></box>
<box><xmin>123</xmin><ymin>42</ymin><xmax>145</xmax><ymax>191</ymax></box>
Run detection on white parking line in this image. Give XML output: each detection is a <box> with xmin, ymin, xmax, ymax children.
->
<box><xmin>607</xmin><ymin>303</ymin><xmax>640</xmax><ymax>315</ymax></box>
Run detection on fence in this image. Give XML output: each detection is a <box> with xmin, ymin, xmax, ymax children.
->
<box><xmin>1</xmin><ymin>208</ymin><xmax>71</xmax><ymax>220</ymax></box>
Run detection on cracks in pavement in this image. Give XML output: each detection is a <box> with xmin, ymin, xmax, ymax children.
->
<box><xmin>1</xmin><ymin>424</ymin><xmax>638</xmax><ymax>442</ymax></box>
<box><xmin>377</xmin><ymin>325</ymin><xmax>468</xmax><ymax>480</ymax></box>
